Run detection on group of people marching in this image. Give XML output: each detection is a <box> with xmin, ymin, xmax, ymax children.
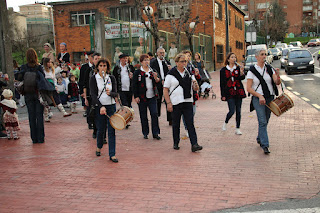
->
<box><xmin>6</xmin><ymin>43</ymin><xmax>280</xmax><ymax>161</ymax></box>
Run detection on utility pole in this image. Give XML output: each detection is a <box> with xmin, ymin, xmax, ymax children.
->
<box><xmin>225</xmin><ymin>0</ymin><xmax>229</xmax><ymax>55</ymax></box>
<box><xmin>0</xmin><ymin>0</ymin><xmax>14</xmax><ymax>90</ymax></box>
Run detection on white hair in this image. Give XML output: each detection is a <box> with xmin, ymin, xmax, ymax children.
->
<box><xmin>255</xmin><ymin>48</ymin><xmax>267</xmax><ymax>56</ymax></box>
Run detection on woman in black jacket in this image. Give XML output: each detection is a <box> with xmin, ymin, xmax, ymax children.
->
<box><xmin>89</xmin><ymin>58</ymin><xmax>119</xmax><ymax>163</ymax></box>
<box><xmin>132</xmin><ymin>54</ymin><xmax>161</xmax><ymax>140</ymax></box>
<box><xmin>16</xmin><ymin>48</ymin><xmax>46</xmax><ymax>143</ymax></box>
<box><xmin>220</xmin><ymin>52</ymin><xmax>246</xmax><ymax>135</ymax></box>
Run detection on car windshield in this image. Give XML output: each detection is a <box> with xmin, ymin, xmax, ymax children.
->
<box><xmin>247</xmin><ymin>49</ymin><xmax>256</xmax><ymax>55</ymax></box>
<box><xmin>309</xmin><ymin>39</ymin><xmax>317</xmax><ymax>42</ymax></box>
<box><xmin>246</xmin><ymin>56</ymin><xmax>257</xmax><ymax>63</ymax></box>
<box><xmin>290</xmin><ymin>42</ymin><xmax>297</xmax><ymax>45</ymax></box>
<box><xmin>270</xmin><ymin>49</ymin><xmax>278</xmax><ymax>53</ymax></box>
<box><xmin>288</xmin><ymin>50</ymin><xmax>311</xmax><ymax>59</ymax></box>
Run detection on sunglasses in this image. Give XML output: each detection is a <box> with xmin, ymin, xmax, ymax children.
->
<box><xmin>179</xmin><ymin>60</ymin><xmax>187</xmax><ymax>63</ymax></box>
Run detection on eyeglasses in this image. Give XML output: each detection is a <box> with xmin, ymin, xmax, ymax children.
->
<box><xmin>179</xmin><ymin>60</ymin><xmax>187</xmax><ymax>63</ymax></box>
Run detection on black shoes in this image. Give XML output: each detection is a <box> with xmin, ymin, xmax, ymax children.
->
<box><xmin>173</xmin><ymin>144</ymin><xmax>180</xmax><ymax>150</ymax></box>
<box><xmin>263</xmin><ymin>147</ymin><xmax>270</xmax><ymax>154</ymax></box>
<box><xmin>88</xmin><ymin>124</ymin><xmax>93</xmax><ymax>129</ymax></box>
<box><xmin>96</xmin><ymin>151</ymin><xmax>101</xmax><ymax>156</ymax></box>
<box><xmin>103</xmin><ymin>139</ymin><xmax>107</xmax><ymax>144</ymax></box>
<box><xmin>110</xmin><ymin>156</ymin><xmax>118</xmax><ymax>163</ymax></box>
<box><xmin>125</xmin><ymin>124</ymin><xmax>130</xmax><ymax>129</ymax></box>
<box><xmin>191</xmin><ymin>144</ymin><xmax>203</xmax><ymax>152</ymax></box>
<box><xmin>144</xmin><ymin>135</ymin><xmax>148</xmax><ymax>139</ymax></box>
<box><xmin>153</xmin><ymin>135</ymin><xmax>161</xmax><ymax>140</ymax></box>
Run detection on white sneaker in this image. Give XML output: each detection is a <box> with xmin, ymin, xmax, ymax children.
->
<box><xmin>235</xmin><ymin>128</ymin><xmax>242</xmax><ymax>135</ymax></box>
<box><xmin>222</xmin><ymin>122</ymin><xmax>227</xmax><ymax>131</ymax></box>
<box><xmin>48</xmin><ymin>111</ymin><xmax>53</xmax><ymax>118</ymax></box>
<box><xmin>185</xmin><ymin>131</ymin><xmax>189</xmax><ymax>138</ymax></box>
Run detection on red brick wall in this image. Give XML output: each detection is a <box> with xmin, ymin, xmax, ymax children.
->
<box><xmin>52</xmin><ymin>0</ymin><xmax>245</xmax><ymax>69</ymax></box>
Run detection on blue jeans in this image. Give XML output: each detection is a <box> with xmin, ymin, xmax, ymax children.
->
<box><xmin>252</xmin><ymin>96</ymin><xmax>274</xmax><ymax>148</ymax></box>
<box><xmin>172</xmin><ymin>102</ymin><xmax>197</xmax><ymax>146</ymax></box>
<box><xmin>95</xmin><ymin>104</ymin><xmax>116</xmax><ymax>157</ymax></box>
<box><xmin>225</xmin><ymin>98</ymin><xmax>243</xmax><ymax>128</ymax></box>
<box><xmin>25</xmin><ymin>94</ymin><xmax>44</xmax><ymax>143</ymax></box>
<box><xmin>138</xmin><ymin>97</ymin><xmax>160</xmax><ymax>136</ymax></box>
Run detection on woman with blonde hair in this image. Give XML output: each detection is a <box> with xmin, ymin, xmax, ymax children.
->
<box><xmin>42</xmin><ymin>43</ymin><xmax>55</xmax><ymax>63</ymax></box>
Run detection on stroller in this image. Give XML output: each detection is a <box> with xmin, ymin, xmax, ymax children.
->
<box><xmin>199</xmin><ymin>69</ymin><xmax>216</xmax><ymax>99</ymax></box>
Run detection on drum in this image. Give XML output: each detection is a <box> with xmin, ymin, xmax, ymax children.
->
<box><xmin>268</xmin><ymin>93</ymin><xmax>294</xmax><ymax>116</ymax></box>
<box><xmin>109</xmin><ymin>106</ymin><xmax>134</xmax><ymax>130</ymax></box>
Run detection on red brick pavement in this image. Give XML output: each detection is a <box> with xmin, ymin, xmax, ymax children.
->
<box><xmin>0</xmin><ymin>71</ymin><xmax>320</xmax><ymax>212</ymax></box>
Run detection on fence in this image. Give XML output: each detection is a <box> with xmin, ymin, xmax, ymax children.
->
<box><xmin>93</xmin><ymin>17</ymin><xmax>213</xmax><ymax>69</ymax></box>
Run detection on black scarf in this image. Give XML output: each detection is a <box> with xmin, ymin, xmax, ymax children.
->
<box><xmin>168</xmin><ymin>68</ymin><xmax>192</xmax><ymax>99</ymax></box>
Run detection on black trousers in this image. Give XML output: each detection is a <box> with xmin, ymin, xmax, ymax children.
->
<box><xmin>86</xmin><ymin>97</ymin><xmax>97</xmax><ymax>134</ymax></box>
<box><xmin>119</xmin><ymin>91</ymin><xmax>132</xmax><ymax>108</ymax></box>
<box><xmin>172</xmin><ymin>102</ymin><xmax>197</xmax><ymax>146</ymax></box>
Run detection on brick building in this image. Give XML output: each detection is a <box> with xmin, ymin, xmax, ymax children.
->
<box><xmin>50</xmin><ymin>0</ymin><xmax>245</xmax><ymax>69</ymax></box>
<box><xmin>234</xmin><ymin>0</ymin><xmax>319</xmax><ymax>35</ymax></box>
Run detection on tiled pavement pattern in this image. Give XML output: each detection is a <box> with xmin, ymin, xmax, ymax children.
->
<box><xmin>0</xmin><ymin>71</ymin><xmax>319</xmax><ymax>213</ymax></box>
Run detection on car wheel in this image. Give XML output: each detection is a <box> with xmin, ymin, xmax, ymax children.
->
<box><xmin>311</xmin><ymin>69</ymin><xmax>314</xmax><ymax>73</ymax></box>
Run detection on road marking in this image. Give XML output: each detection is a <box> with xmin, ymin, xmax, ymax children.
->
<box><xmin>313</xmin><ymin>73</ymin><xmax>320</xmax><ymax>78</ymax></box>
<box><xmin>301</xmin><ymin>97</ymin><xmax>310</xmax><ymax>101</ymax></box>
<box><xmin>286</xmin><ymin>87</ymin><xmax>292</xmax><ymax>90</ymax></box>
<box><xmin>303</xmin><ymin>78</ymin><xmax>314</xmax><ymax>81</ymax></box>
<box><xmin>229</xmin><ymin>207</ymin><xmax>320</xmax><ymax>213</ymax></box>
<box><xmin>312</xmin><ymin>104</ymin><xmax>320</xmax><ymax>109</ymax></box>
<box><xmin>280</xmin><ymin>75</ymin><xmax>294</xmax><ymax>81</ymax></box>
<box><xmin>292</xmin><ymin>91</ymin><xmax>300</xmax><ymax>95</ymax></box>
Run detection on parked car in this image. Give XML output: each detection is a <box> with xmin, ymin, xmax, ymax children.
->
<box><xmin>307</xmin><ymin>39</ymin><xmax>320</xmax><ymax>47</ymax></box>
<box><xmin>289</xmin><ymin>41</ymin><xmax>303</xmax><ymax>48</ymax></box>
<box><xmin>275</xmin><ymin>43</ymin><xmax>288</xmax><ymax>49</ymax></box>
<box><xmin>284</xmin><ymin>49</ymin><xmax>314</xmax><ymax>75</ymax></box>
<box><xmin>280</xmin><ymin>47</ymin><xmax>300</xmax><ymax>68</ymax></box>
<box><xmin>269</xmin><ymin>48</ymin><xmax>282</xmax><ymax>60</ymax></box>
<box><xmin>244</xmin><ymin>55</ymin><xmax>257</xmax><ymax>72</ymax></box>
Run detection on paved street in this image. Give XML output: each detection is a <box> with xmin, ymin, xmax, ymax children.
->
<box><xmin>0</xmin><ymin>71</ymin><xmax>320</xmax><ymax>212</ymax></box>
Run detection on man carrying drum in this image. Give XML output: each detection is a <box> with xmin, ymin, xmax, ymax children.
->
<box><xmin>112</xmin><ymin>53</ymin><xmax>135</xmax><ymax>129</ymax></box>
<box><xmin>246</xmin><ymin>48</ymin><xmax>281</xmax><ymax>155</ymax></box>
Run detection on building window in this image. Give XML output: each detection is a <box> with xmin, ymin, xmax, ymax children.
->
<box><xmin>71</xmin><ymin>10</ymin><xmax>96</xmax><ymax>27</ymax></box>
<box><xmin>110</xmin><ymin>6</ymin><xmax>138</xmax><ymax>21</ymax></box>
<box><xmin>159</xmin><ymin>2</ymin><xmax>189</xmax><ymax>19</ymax></box>
<box><xmin>235</xmin><ymin>15</ymin><xmax>243</xmax><ymax>30</ymax></box>
<box><xmin>236</xmin><ymin>41</ymin><xmax>243</xmax><ymax>50</ymax></box>
<box><xmin>228</xmin><ymin>9</ymin><xmax>231</xmax><ymax>25</ymax></box>
<box><xmin>217</xmin><ymin>45</ymin><xmax>224</xmax><ymax>63</ymax></box>
<box><xmin>235</xmin><ymin>0</ymin><xmax>240</xmax><ymax>2</ymax></box>
<box><xmin>215</xmin><ymin>2</ymin><xmax>222</xmax><ymax>20</ymax></box>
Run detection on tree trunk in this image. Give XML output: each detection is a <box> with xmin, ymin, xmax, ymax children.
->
<box><xmin>0</xmin><ymin>0</ymin><xmax>14</xmax><ymax>91</ymax></box>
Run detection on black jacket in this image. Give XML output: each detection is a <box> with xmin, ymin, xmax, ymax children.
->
<box><xmin>132</xmin><ymin>69</ymin><xmax>159</xmax><ymax>102</ymax></box>
<box><xmin>150</xmin><ymin>58</ymin><xmax>170</xmax><ymax>96</ymax></box>
<box><xmin>79</xmin><ymin>63</ymin><xmax>95</xmax><ymax>97</ymax></box>
<box><xmin>112</xmin><ymin>64</ymin><xmax>135</xmax><ymax>92</ymax></box>
<box><xmin>89</xmin><ymin>74</ymin><xmax>118</xmax><ymax>108</ymax></box>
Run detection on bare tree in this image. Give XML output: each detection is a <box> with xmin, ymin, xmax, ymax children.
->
<box><xmin>135</xmin><ymin>0</ymin><xmax>164</xmax><ymax>49</ymax></box>
<box><xmin>166</xmin><ymin>0</ymin><xmax>199</xmax><ymax>56</ymax></box>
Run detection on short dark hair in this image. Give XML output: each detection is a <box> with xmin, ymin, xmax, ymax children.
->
<box><xmin>86</xmin><ymin>51</ymin><xmax>95</xmax><ymax>56</ymax></box>
<box><xmin>96</xmin><ymin>58</ymin><xmax>111</xmax><ymax>72</ymax></box>
<box><xmin>93</xmin><ymin>52</ymin><xmax>101</xmax><ymax>57</ymax></box>
<box><xmin>147</xmin><ymin>52</ymin><xmax>154</xmax><ymax>57</ymax></box>
<box><xmin>140</xmin><ymin>54</ymin><xmax>149</xmax><ymax>63</ymax></box>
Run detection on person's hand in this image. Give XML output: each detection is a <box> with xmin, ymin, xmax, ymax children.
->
<box><xmin>100</xmin><ymin>106</ymin><xmax>106</xmax><ymax>115</ymax></box>
<box><xmin>106</xmin><ymin>88</ymin><xmax>110</xmax><ymax>96</ymax></box>
<box><xmin>153</xmin><ymin>72</ymin><xmax>158</xmax><ymax>78</ymax></box>
<box><xmin>221</xmin><ymin>97</ymin><xmax>226</xmax><ymax>101</ymax></box>
<box><xmin>135</xmin><ymin>97</ymin><xmax>140</xmax><ymax>104</ymax></box>
<box><xmin>85</xmin><ymin>98</ymin><xmax>89</xmax><ymax>106</ymax></box>
<box><xmin>68</xmin><ymin>95</ymin><xmax>71</xmax><ymax>98</ymax></box>
<box><xmin>167</xmin><ymin>102</ymin><xmax>173</xmax><ymax>112</ymax></box>
<box><xmin>168</xmin><ymin>65</ymin><xmax>172</xmax><ymax>70</ymax></box>
<box><xmin>129</xmin><ymin>72</ymin><xmax>133</xmax><ymax>79</ymax></box>
<box><xmin>259</xmin><ymin>95</ymin><xmax>266</xmax><ymax>105</ymax></box>
<box><xmin>81</xmin><ymin>93</ymin><xmax>85</xmax><ymax>98</ymax></box>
